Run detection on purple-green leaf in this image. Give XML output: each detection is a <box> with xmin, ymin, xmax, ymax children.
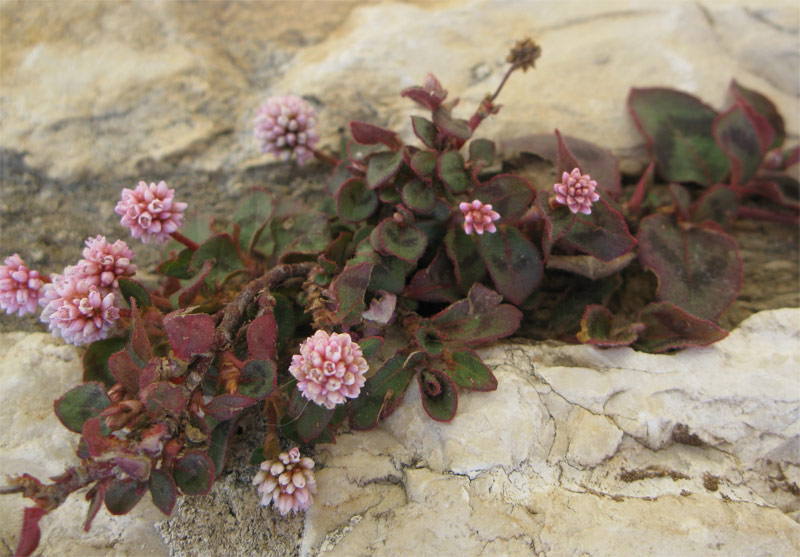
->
<box><xmin>140</xmin><ymin>381</ymin><xmax>186</xmax><ymax>416</ymax></box>
<box><xmin>173</xmin><ymin>451</ymin><xmax>215</xmax><ymax>496</ymax></box>
<box><xmin>366</xmin><ymin>151</ymin><xmax>404</xmax><ymax>189</ymax></box>
<box><xmin>108</xmin><ymin>349</ymin><xmax>142</xmax><ymax>395</ymax></box>
<box><xmin>713</xmin><ymin>102</ymin><xmax>770</xmax><ymax>186</ymax></box>
<box><xmin>239</xmin><ymin>359</ymin><xmax>277</xmax><ymax>400</ymax></box>
<box><xmin>429</xmin><ymin>283</ymin><xmax>522</xmax><ymax>345</ymax></box>
<box><xmin>635</xmin><ymin>301</ymin><xmax>728</xmax><ymax>353</ymax></box>
<box><xmin>730</xmin><ymin>79</ymin><xmax>784</xmax><ymax>150</ymax></box>
<box><xmin>448</xmin><ymin>349</ymin><xmax>498</xmax><ymax>391</ymax></box>
<box><xmin>233</xmin><ymin>188</ymin><xmax>274</xmax><ymax>252</ymax></box>
<box><xmin>404</xmin><ymin>247</ymin><xmax>460</xmax><ymax>303</ymax></box>
<box><xmin>118</xmin><ymin>278</ymin><xmax>151</xmax><ymax>309</ymax></box>
<box><xmin>358</xmin><ymin>336</ymin><xmax>384</xmax><ymax>361</ymax></box>
<box><xmin>104</xmin><ymin>478</ymin><xmax>147</xmax><ymax>515</ymax></box>
<box><xmin>628</xmin><ymin>87</ymin><xmax>729</xmax><ymax>186</ymax></box>
<box><xmin>54</xmin><ymin>382</ymin><xmax>112</xmax><ymax>433</ymax></box>
<box><xmin>148</xmin><ymin>469</ymin><xmax>177</xmax><ymax>516</ymax></box>
<box><xmin>637</xmin><ymin>213</ymin><xmax>742</xmax><ymax>320</ymax></box>
<box><xmin>576</xmin><ymin>305</ymin><xmax>643</xmax><ymax>347</ymax></box>
<box><xmin>473</xmin><ymin>174</ymin><xmax>534</xmax><ymax>223</ymax></box>
<box><xmin>418</xmin><ymin>369</ymin><xmax>458</xmax><ymax>422</ymax></box>
<box><xmin>190</xmin><ymin>234</ymin><xmax>242</xmax><ymax>286</ymax></box>
<box><xmin>289</xmin><ymin>388</ymin><xmax>335</xmax><ymax>443</ymax></box>
<box><xmin>468</xmin><ymin>138</ymin><xmax>495</xmax><ymax>170</ymax></box>
<box><xmin>327</xmin><ymin>262</ymin><xmax>374</xmax><ymax>327</ymax></box>
<box><xmin>247</xmin><ymin>313</ymin><xmax>278</xmax><ymax>361</ymax></box>
<box><xmin>349</xmin><ymin>353</ymin><xmax>417</xmax><ymax>430</ymax></box>
<box><xmin>336</xmin><ymin>178</ymin><xmax>379</xmax><ymax>222</ymax></box>
<box><xmin>402</xmin><ymin>178</ymin><xmax>436</xmax><ymax>214</ymax></box>
<box><xmin>208</xmin><ymin>418</ymin><xmax>237</xmax><ymax>478</ymax></box>
<box><xmin>204</xmin><ymin>393</ymin><xmax>257</xmax><ymax>420</ymax></box>
<box><xmin>444</xmin><ymin>228</ymin><xmax>487</xmax><ymax>292</ymax></box>
<box><xmin>690</xmin><ymin>184</ymin><xmax>739</xmax><ymax>228</ymax></box>
<box><xmin>438</xmin><ymin>151</ymin><xmax>471</xmax><ymax>193</ymax></box>
<box><xmin>375</xmin><ymin>218</ymin><xmax>428</xmax><ymax>264</ymax></box>
<box><xmin>432</xmin><ymin>106</ymin><xmax>471</xmax><ymax>141</ymax></box>
<box><xmin>84</xmin><ymin>336</ymin><xmax>127</xmax><ymax>388</ymax></box>
<box><xmin>350</xmin><ymin>121</ymin><xmax>402</xmax><ymax>150</ymax></box>
<box><xmin>476</xmin><ymin>225</ymin><xmax>542</xmax><ymax>305</ymax></box>
<box><xmin>410</xmin><ymin>151</ymin><xmax>437</xmax><ymax>177</ymax></box>
<box><xmin>411</xmin><ymin>116</ymin><xmax>438</xmax><ymax>149</ymax></box>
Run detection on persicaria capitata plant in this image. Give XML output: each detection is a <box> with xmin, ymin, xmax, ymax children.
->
<box><xmin>1</xmin><ymin>38</ymin><xmax>797</xmax><ymax>556</ymax></box>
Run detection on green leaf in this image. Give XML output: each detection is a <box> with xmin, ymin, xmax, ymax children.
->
<box><xmin>402</xmin><ymin>179</ymin><xmax>436</xmax><ymax>214</ymax></box>
<box><xmin>635</xmin><ymin>302</ymin><xmax>728</xmax><ymax>353</ymax></box>
<box><xmin>432</xmin><ymin>106</ymin><xmax>472</xmax><ymax>140</ymax></box>
<box><xmin>438</xmin><ymin>151</ymin><xmax>471</xmax><ymax>193</ymax></box>
<box><xmin>173</xmin><ymin>451</ymin><xmax>215</xmax><ymax>496</ymax></box>
<box><xmin>548</xmin><ymin>275</ymin><xmax>621</xmax><ymax>337</ymax></box>
<box><xmin>104</xmin><ymin>478</ymin><xmax>147</xmax><ymax>515</ymax></box>
<box><xmin>208</xmin><ymin>419</ymin><xmax>236</xmax><ymax>478</ymax></box>
<box><xmin>448</xmin><ymin>350</ymin><xmax>497</xmax><ymax>391</ymax></box>
<box><xmin>536</xmin><ymin>192</ymin><xmax>637</xmax><ymax>262</ymax></box>
<box><xmin>290</xmin><ymin>388</ymin><xmax>335</xmax><ymax>443</ymax></box>
<box><xmin>444</xmin><ymin>228</ymin><xmax>487</xmax><ymax>293</ymax></box>
<box><xmin>730</xmin><ymin>79</ymin><xmax>784</xmax><ymax>150</ymax></box>
<box><xmin>404</xmin><ymin>247</ymin><xmax>460</xmax><ymax>303</ymax></box>
<box><xmin>326</xmin><ymin>162</ymin><xmax>355</xmax><ymax>197</ymax></box>
<box><xmin>366</xmin><ymin>151</ymin><xmax>404</xmax><ymax>189</ymax></box>
<box><xmin>191</xmin><ymin>234</ymin><xmax>242</xmax><ymax>286</ymax></box>
<box><xmin>637</xmin><ymin>214</ymin><xmax>742</xmax><ymax>320</ymax></box>
<box><xmin>375</xmin><ymin>218</ymin><xmax>428</xmax><ymax>264</ymax></box>
<box><xmin>576</xmin><ymin>305</ymin><xmax>643</xmax><ymax>347</ymax></box>
<box><xmin>468</xmin><ymin>138</ymin><xmax>495</xmax><ymax>169</ymax></box>
<box><xmin>349</xmin><ymin>354</ymin><xmax>417</xmax><ymax>430</ymax></box>
<box><xmin>418</xmin><ymin>369</ymin><xmax>458</xmax><ymax>422</ymax></box>
<box><xmin>411</xmin><ymin>116</ymin><xmax>438</xmax><ymax>149</ymax></box>
<box><xmin>239</xmin><ymin>359</ymin><xmax>277</xmax><ymax>400</ymax></box>
<box><xmin>233</xmin><ymin>189</ymin><xmax>274</xmax><ymax>252</ymax></box>
<box><xmin>628</xmin><ymin>87</ymin><xmax>729</xmax><ymax>186</ymax></box>
<box><xmin>328</xmin><ymin>262</ymin><xmax>374</xmax><ymax>327</ymax></box>
<box><xmin>149</xmin><ymin>470</ymin><xmax>177</xmax><ymax>516</ymax></box>
<box><xmin>157</xmin><ymin>248</ymin><xmax>195</xmax><ymax>279</ymax></box>
<box><xmin>476</xmin><ymin>226</ymin><xmax>542</xmax><ymax>306</ymax></box>
<box><xmin>474</xmin><ymin>174</ymin><xmax>534</xmax><ymax>223</ymax></box>
<box><xmin>83</xmin><ymin>337</ymin><xmax>127</xmax><ymax>388</ymax></box>
<box><xmin>272</xmin><ymin>294</ymin><xmax>297</xmax><ymax>354</ymax></box>
<box><xmin>415</xmin><ymin>326</ymin><xmax>444</xmax><ymax>356</ymax></box>
<box><xmin>54</xmin><ymin>383</ymin><xmax>112</xmax><ymax>433</ymax></box>
<box><xmin>713</xmin><ymin>102</ymin><xmax>768</xmax><ymax>186</ymax></box>
<box><xmin>336</xmin><ymin>178</ymin><xmax>379</xmax><ymax>223</ymax></box>
<box><xmin>690</xmin><ymin>184</ymin><xmax>739</xmax><ymax>228</ymax></box>
<box><xmin>268</xmin><ymin>211</ymin><xmax>331</xmax><ymax>261</ymax></box>
<box><xmin>118</xmin><ymin>278</ymin><xmax>151</xmax><ymax>308</ymax></box>
<box><xmin>358</xmin><ymin>336</ymin><xmax>384</xmax><ymax>361</ymax></box>
<box><xmin>410</xmin><ymin>151</ymin><xmax>438</xmax><ymax>177</ymax></box>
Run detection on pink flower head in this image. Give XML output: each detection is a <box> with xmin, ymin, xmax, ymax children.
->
<box><xmin>115</xmin><ymin>180</ymin><xmax>188</xmax><ymax>244</ymax></box>
<box><xmin>0</xmin><ymin>254</ymin><xmax>45</xmax><ymax>316</ymax></box>
<box><xmin>254</xmin><ymin>95</ymin><xmax>319</xmax><ymax>165</ymax></box>
<box><xmin>554</xmin><ymin>168</ymin><xmax>600</xmax><ymax>215</ymax></box>
<box><xmin>458</xmin><ymin>199</ymin><xmax>501</xmax><ymax>235</ymax></box>
<box><xmin>289</xmin><ymin>330</ymin><xmax>368</xmax><ymax>409</ymax></box>
<box><xmin>252</xmin><ymin>447</ymin><xmax>317</xmax><ymax>515</ymax></box>
<box><xmin>40</xmin><ymin>269</ymin><xmax>120</xmax><ymax>346</ymax></box>
<box><xmin>75</xmin><ymin>235</ymin><xmax>136</xmax><ymax>289</ymax></box>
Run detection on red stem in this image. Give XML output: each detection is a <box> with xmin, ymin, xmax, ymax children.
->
<box><xmin>170</xmin><ymin>231</ymin><xmax>199</xmax><ymax>251</ymax></box>
<box><xmin>737</xmin><ymin>206</ymin><xmax>800</xmax><ymax>224</ymax></box>
<box><xmin>312</xmin><ymin>147</ymin><xmax>340</xmax><ymax>167</ymax></box>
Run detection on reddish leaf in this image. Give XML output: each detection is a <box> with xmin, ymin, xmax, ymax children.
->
<box><xmin>730</xmin><ymin>79</ymin><xmax>785</xmax><ymax>150</ymax></box>
<box><xmin>129</xmin><ymin>300</ymin><xmax>152</xmax><ymax>363</ymax></box>
<box><xmin>108</xmin><ymin>350</ymin><xmax>142</xmax><ymax>396</ymax></box>
<box><xmin>576</xmin><ymin>305</ymin><xmax>643</xmax><ymax>347</ymax></box>
<box><xmin>635</xmin><ymin>302</ymin><xmax>728</xmax><ymax>353</ymax></box>
<box><xmin>81</xmin><ymin>417</ymin><xmax>112</xmax><ymax>457</ymax></box>
<box><xmin>429</xmin><ymin>283</ymin><xmax>522</xmax><ymax>345</ymax></box>
<box><xmin>669</xmin><ymin>183</ymin><xmax>692</xmax><ymax>220</ymax></box>
<box><xmin>637</xmin><ymin>213</ymin><xmax>742</xmax><ymax>320</ymax></box>
<box><xmin>247</xmin><ymin>313</ymin><xmax>278</xmax><ymax>361</ymax></box>
<box><xmin>402</xmin><ymin>86</ymin><xmax>443</xmax><ymax>111</ymax></box>
<box><xmin>111</xmin><ymin>454</ymin><xmax>152</xmax><ymax>481</ymax></box>
<box><xmin>203</xmin><ymin>393</ymin><xmax>257</xmax><ymax>420</ymax></box>
<box><xmin>14</xmin><ymin>507</ymin><xmax>47</xmax><ymax>557</ymax></box>
<box><xmin>627</xmin><ymin>162</ymin><xmax>655</xmax><ymax>214</ymax></box>
<box><xmin>350</xmin><ymin>121</ymin><xmax>402</xmax><ymax>150</ymax></box>
<box><xmin>83</xmin><ymin>481</ymin><xmax>108</xmax><ymax>532</ymax></box>
<box><xmin>140</xmin><ymin>381</ymin><xmax>187</xmax><ymax>417</ymax></box>
<box><xmin>555</xmin><ymin>129</ymin><xmax>582</xmax><ymax>178</ymax></box>
<box><xmin>690</xmin><ymin>184</ymin><xmax>739</xmax><ymax>228</ymax></box>
<box><xmin>239</xmin><ymin>359</ymin><xmax>277</xmax><ymax>400</ymax></box>
<box><xmin>404</xmin><ymin>247</ymin><xmax>460</xmax><ymax>303</ymax></box>
<box><xmin>163</xmin><ymin>311</ymin><xmax>215</xmax><ymax>360</ymax></box>
<box><xmin>174</xmin><ymin>259</ymin><xmax>212</xmax><ymax>308</ymax></box>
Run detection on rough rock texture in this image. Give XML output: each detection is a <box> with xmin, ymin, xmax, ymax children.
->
<box><xmin>1</xmin><ymin>309</ymin><xmax>798</xmax><ymax>555</ymax></box>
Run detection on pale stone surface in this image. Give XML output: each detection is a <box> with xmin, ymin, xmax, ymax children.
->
<box><xmin>1</xmin><ymin>310</ymin><xmax>798</xmax><ymax>555</ymax></box>
<box><xmin>1</xmin><ymin>0</ymin><xmax>797</xmax><ymax>182</ymax></box>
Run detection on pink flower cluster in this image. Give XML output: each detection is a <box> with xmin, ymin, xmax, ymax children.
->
<box><xmin>254</xmin><ymin>95</ymin><xmax>319</xmax><ymax>165</ymax></box>
<box><xmin>459</xmin><ymin>199</ymin><xmax>501</xmax><ymax>235</ymax></box>
<box><xmin>76</xmin><ymin>235</ymin><xmax>137</xmax><ymax>289</ymax></box>
<box><xmin>40</xmin><ymin>271</ymin><xmax>120</xmax><ymax>346</ymax></box>
<box><xmin>289</xmin><ymin>330</ymin><xmax>368</xmax><ymax>409</ymax></box>
<box><xmin>554</xmin><ymin>168</ymin><xmax>600</xmax><ymax>215</ymax></box>
<box><xmin>0</xmin><ymin>254</ymin><xmax>45</xmax><ymax>316</ymax></box>
<box><xmin>115</xmin><ymin>180</ymin><xmax>188</xmax><ymax>244</ymax></box>
<box><xmin>253</xmin><ymin>447</ymin><xmax>317</xmax><ymax>515</ymax></box>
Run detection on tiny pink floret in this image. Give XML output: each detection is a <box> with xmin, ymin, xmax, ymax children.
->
<box><xmin>74</xmin><ymin>235</ymin><xmax>137</xmax><ymax>290</ymax></box>
<box><xmin>458</xmin><ymin>199</ymin><xmax>501</xmax><ymax>235</ymax></box>
<box><xmin>0</xmin><ymin>254</ymin><xmax>45</xmax><ymax>316</ymax></box>
<box><xmin>289</xmin><ymin>330</ymin><xmax>368</xmax><ymax>409</ymax></box>
<box><xmin>254</xmin><ymin>95</ymin><xmax>320</xmax><ymax>165</ymax></box>
<box><xmin>40</xmin><ymin>269</ymin><xmax>120</xmax><ymax>346</ymax></box>
<box><xmin>252</xmin><ymin>447</ymin><xmax>317</xmax><ymax>515</ymax></box>
<box><xmin>554</xmin><ymin>168</ymin><xmax>600</xmax><ymax>215</ymax></box>
<box><xmin>115</xmin><ymin>180</ymin><xmax>188</xmax><ymax>244</ymax></box>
